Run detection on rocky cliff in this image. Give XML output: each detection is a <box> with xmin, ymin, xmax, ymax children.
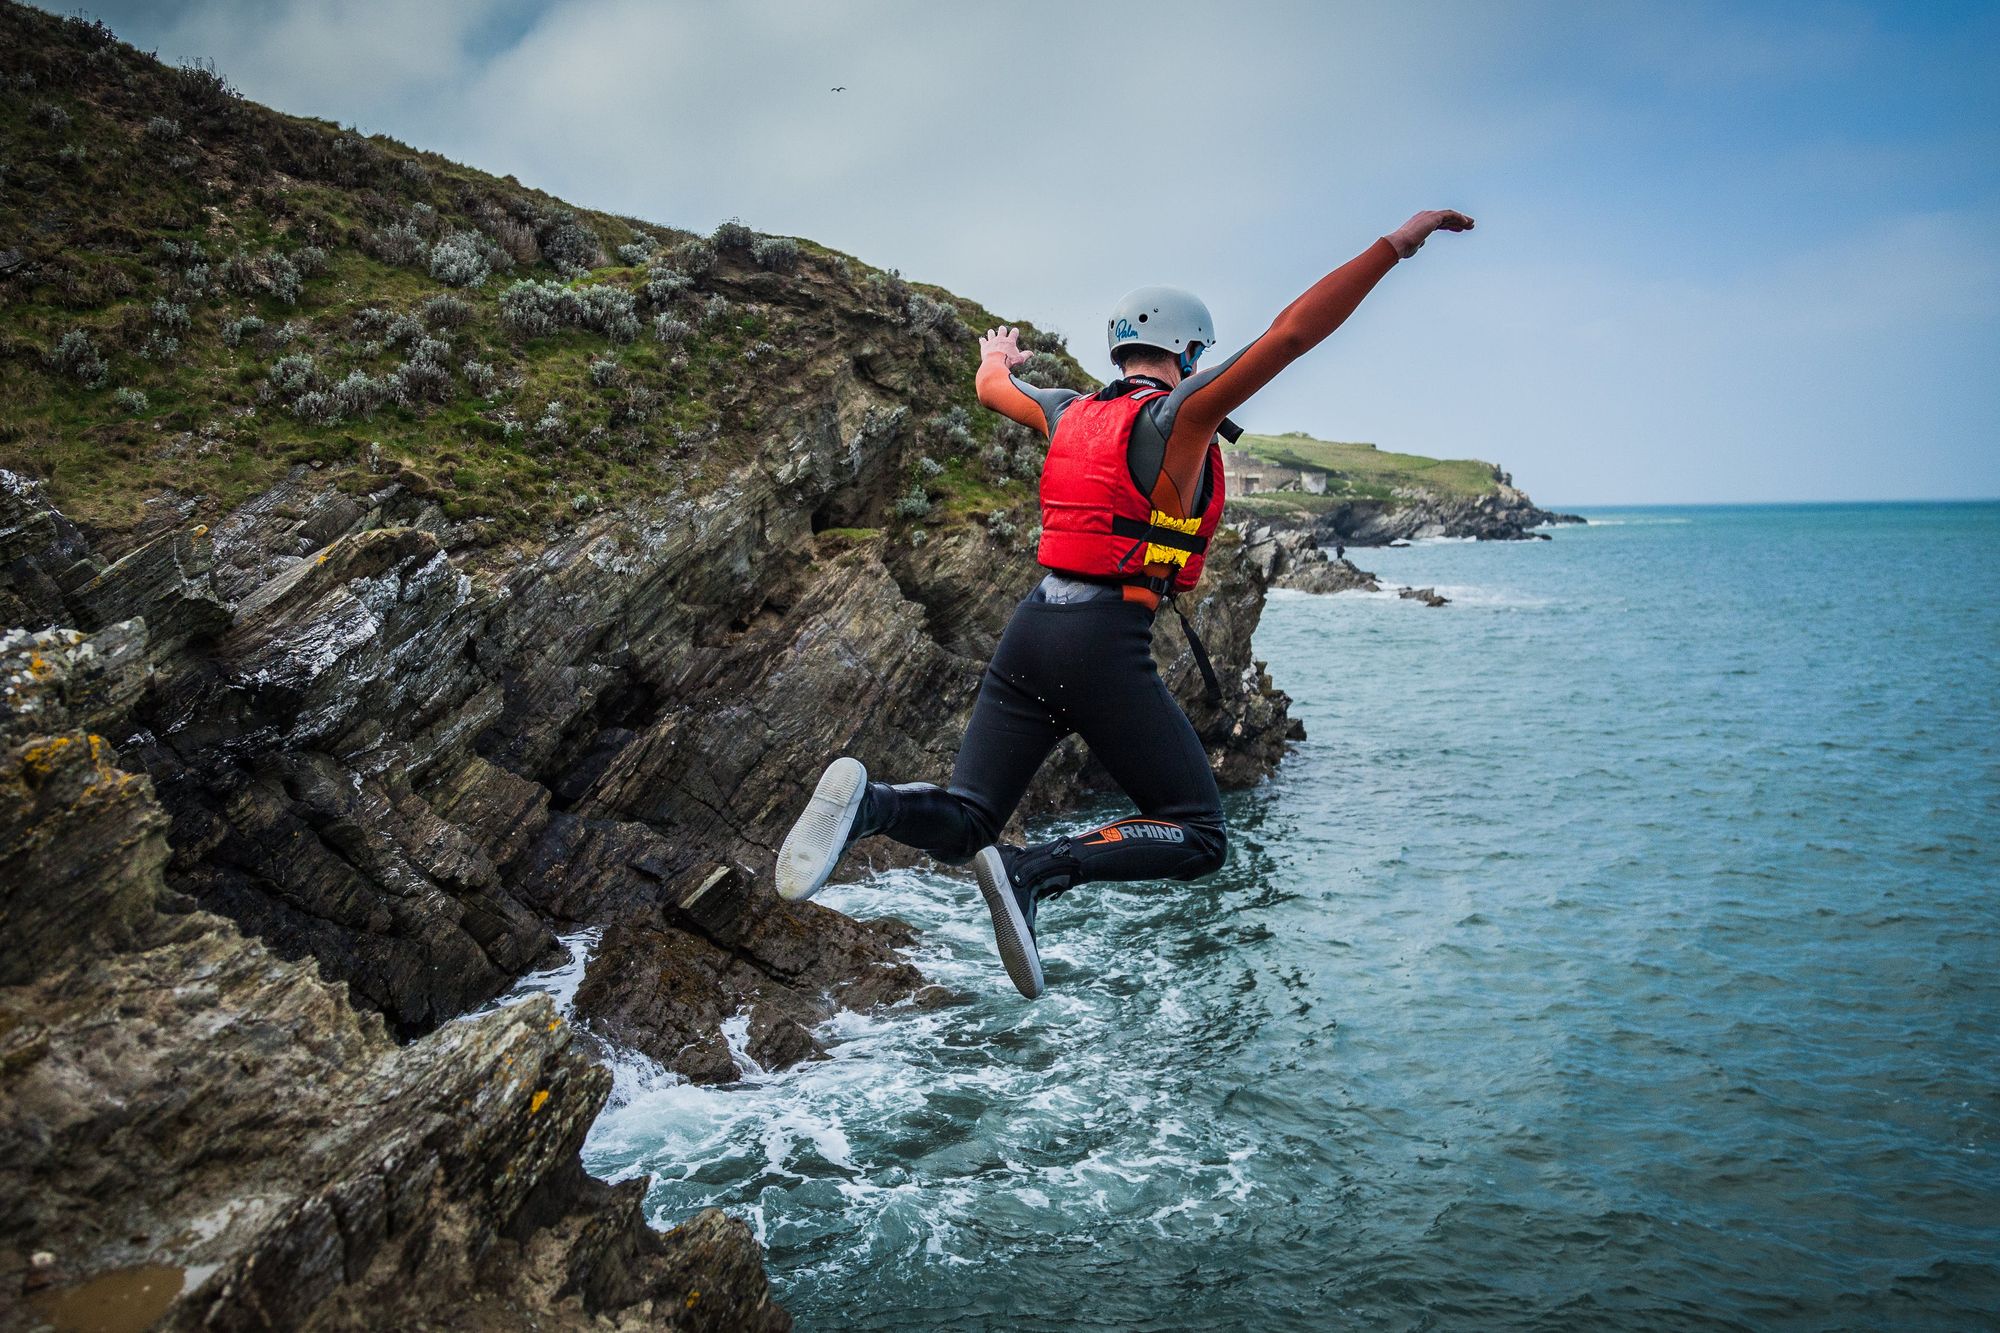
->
<box><xmin>1227</xmin><ymin>430</ymin><xmax>1582</xmax><ymax>548</ymax></box>
<box><xmin>1230</xmin><ymin>483</ymin><xmax>1581</xmax><ymax>549</ymax></box>
<box><xmin>0</xmin><ymin>6</ymin><xmax>1292</xmax><ymax>1326</ymax></box>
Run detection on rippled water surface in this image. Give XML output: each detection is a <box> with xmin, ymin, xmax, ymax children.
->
<box><xmin>584</xmin><ymin>504</ymin><xmax>2000</xmax><ymax>1330</ymax></box>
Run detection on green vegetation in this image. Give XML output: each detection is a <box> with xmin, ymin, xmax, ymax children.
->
<box><xmin>1234</xmin><ymin>429</ymin><xmax>1504</xmax><ymax>504</ymax></box>
<box><xmin>0</xmin><ymin>3</ymin><xmax>1089</xmax><ymax>548</ymax></box>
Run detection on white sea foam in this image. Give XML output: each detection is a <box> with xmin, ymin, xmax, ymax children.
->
<box><xmin>470</xmin><ymin>926</ymin><xmax>600</xmax><ymax>1019</ymax></box>
<box><xmin>579</xmin><ymin>856</ymin><xmax>1281</xmax><ymax>1281</ymax></box>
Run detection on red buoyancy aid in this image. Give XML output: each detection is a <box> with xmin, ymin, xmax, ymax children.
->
<box><xmin>1036</xmin><ymin>386</ymin><xmax>1227</xmax><ymax>595</ymax></box>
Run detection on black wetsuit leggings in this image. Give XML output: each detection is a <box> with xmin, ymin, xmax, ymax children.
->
<box><xmin>865</xmin><ymin>586</ymin><xmax>1227</xmax><ymax>893</ymax></box>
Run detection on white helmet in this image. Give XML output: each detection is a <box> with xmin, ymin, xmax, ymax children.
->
<box><xmin>1106</xmin><ymin>285</ymin><xmax>1215</xmax><ymax>367</ymax></box>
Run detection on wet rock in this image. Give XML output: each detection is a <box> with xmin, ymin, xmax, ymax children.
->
<box><xmin>574</xmin><ymin>862</ymin><xmax>923</xmax><ymax>1082</ymax></box>
<box><xmin>1398</xmin><ymin>586</ymin><xmax>1450</xmax><ymax>607</ymax></box>
<box><xmin>1239</xmin><ymin>523</ymin><xmax>1381</xmax><ymax>595</ymax></box>
<box><xmin>0</xmin><ymin>626</ymin><xmax>786</xmax><ymax>1331</ymax></box>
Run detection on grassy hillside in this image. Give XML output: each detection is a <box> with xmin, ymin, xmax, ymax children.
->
<box><xmin>0</xmin><ymin>2</ymin><xmax>1085</xmax><ymax>547</ymax></box>
<box><xmin>1231</xmin><ymin>430</ymin><xmax>1505</xmax><ymax>516</ymax></box>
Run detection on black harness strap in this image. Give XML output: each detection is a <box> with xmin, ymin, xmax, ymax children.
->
<box><xmin>1172</xmin><ymin>601</ymin><xmax>1226</xmax><ymax>705</ymax></box>
<box><xmin>1109</xmin><ymin>514</ymin><xmax>1210</xmax><ymax>555</ymax></box>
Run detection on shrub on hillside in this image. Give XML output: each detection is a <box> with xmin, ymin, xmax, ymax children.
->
<box><xmin>30</xmin><ymin>103</ymin><xmax>71</xmax><ymax>133</ymax></box>
<box><xmin>699</xmin><ymin>294</ymin><xmax>731</xmax><ymax>329</ymax></box>
<box><xmin>868</xmin><ymin>268</ymin><xmax>911</xmax><ymax>311</ymax></box>
<box><xmin>1018</xmin><ymin>351</ymin><xmax>1067</xmax><ymax>386</ymax></box>
<box><xmin>44</xmin><ymin>330</ymin><xmax>107</xmax><ymax>388</ymax></box>
<box><xmin>399</xmin><ymin>159</ymin><xmax>431</xmax><ymax>187</ymax></box>
<box><xmin>616</xmin><ymin>234</ymin><xmax>657</xmax><ymax>266</ymax></box>
<box><xmin>893</xmin><ymin>485</ymin><xmax>932</xmax><ymax>520</ymax></box>
<box><xmin>291</xmin><ymin>390</ymin><xmax>340</xmax><ymax>426</ymax></box>
<box><xmin>171</xmin><ymin>58</ymin><xmax>238</xmax><ymax>118</ymax></box>
<box><xmin>389</xmin><ymin>339</ymin><xmax>454</xmax><ymax>406</ymax></box>
<box><xmin>534</xmin><ymin>400</ymin><xmax>567</xmax><ymax>441</ymax></box>
<box><xmin>331</xmin><ymin>370</ymin><xmax>387</xmax><ymax>418</ymax></box>
<box><xmin>712</xmin><ymin>219</ymin><xmax>754</xmax><ymax>251</ymax></box>
<box><xmin>927</xmin><ymin>406</ymin><xmax>975</xmax><ymax>452</ymax></box>
<box><xmin>368</xmin><ymin>221</ymin><xmax>429</xmax><ymax>268</ymax></box>
<box><xmin>428</xmin><ymin>230</ymin><xmax>491</xmax><ymax>287</ymax></box>
<box><xmin>267</xmin><ymin>353</ymin><xmax>318</xmax><ymax>400</ymax></box>
<box><xmin>573</xmin><ymin>286</ymin><xmax>640</xmax><ymax>341</ymax></box>
<box><xmin>462</xmin><ymin>360</ymin><xmax>497</xmax><ymax>396</ymax></box>
<box><xmin>114</xmin><ymin>387</ymin><xmax>149</xmax><ymax>413</ymax></box>
<box><xmin>653</xmin><ymin>315</ymin><xmax>691</xmax><ymax>346</ymax></box>
<box><xmin>499</xmin><ymin>280</ymin><xmax>565</xmax><ymax>337</ymax></box>
<box><xmin>498</xmin><ymin>280</ymin><xmax>637</xmax><ymax>341</ymax></box>
<box><xmin>669</xmin><ymin>238</ymin><xmax>715</xmax><ymax>277</ymax></box>
<box><xmin>143</xmin><ymin>116</ymin><xmax>182</xmax><ymax>143</ymax></box>
<box><xmin>588</xmin><ymin>357</ymin><xmax>620</xmax><ymax>388</ymax></box>
<box><xmin>906</xmin><ymin>293</ymin><xmax>964</xmax><ymax>344</ymax></box>
<box><xmin>422</xmin><ymin>293</ymin><xmax>472</xmax><ymax>330</ymax></box>
<box><xmin>151</xmin><ymin>299</ymin><xmax>191</xmax><ymax>333</ymax></box>
<box><xmin>221</xmin><ymin>315</ymin><xmax>264</xmax><ymax>348</ymax></box>
<box><xmin>140</xmin><ymin>333</ymin><xmax>180</xmax><ymax>362</ymax></box>
<box><xmin>173</xmin><ymin>263</ymin><xmax>213</xmax><ymax>299</ymax></box>
<box><xmin>220</xmin><ymin>248</ymin><xmax>304</xmax><ymax>304</ymax></box>
<box><xmin>538</xmin><ymin>212</ymin><xmax>602</xmax><ymax>273</ymax></box>
<box><xmin>642</xmin><ymin>268</ymin><xmax>692</xmax><ymax>308</ymax></box>
<box><xmin>751</xmin><ymin>236</ymin><xmax>800</xmax><ymax>274</ymax></box>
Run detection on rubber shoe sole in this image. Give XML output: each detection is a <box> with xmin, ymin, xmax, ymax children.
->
<box><xmin>973</xmin><ymin>846</ymin><xmax>1044</xmax><ymax>999</ymax></box>
<box><xmin>775</xmin><ymin>757</ymin><xmax>868</xmax><ymax>902</ymax></box>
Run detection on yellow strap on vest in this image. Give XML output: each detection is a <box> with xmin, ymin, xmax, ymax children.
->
<box><xmin>1144</xmin><ymin>510</ymin><xmax>1202</xmax><ymax>568</ymax></box>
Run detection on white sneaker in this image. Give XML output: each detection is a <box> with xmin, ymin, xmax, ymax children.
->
<box><xmin>775</xmin><ymin>757</ymin><xmax>869</xmax><ymax>902</ymax></box>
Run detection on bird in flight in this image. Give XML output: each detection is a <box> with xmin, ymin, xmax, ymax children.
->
<box><xmin>831</xmin><ymin>86</ymin><xmax>845</xmax><ymax>92</ymax></box>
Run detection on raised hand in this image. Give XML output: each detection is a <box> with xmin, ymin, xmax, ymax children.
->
<box><xmin>979</xmin><ymin>325</ymin><xmax>1032</xmax><ymax>370</ymax></box>
<box><xmin>1386</xmin><ymin>209</ymin><xmax>1476</xmax><ymax>259</ymax></box>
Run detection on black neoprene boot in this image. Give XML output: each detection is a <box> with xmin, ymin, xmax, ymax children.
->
<box><xmin>971</xmin><ymin>838</ymin><xmax>1081</xmax><ymax>1000</ymax></box>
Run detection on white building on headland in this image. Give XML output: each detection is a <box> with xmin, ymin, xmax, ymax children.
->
<box><xmin>1222</xmin><ymin>449</ymin><xmax>1327</xmax><ymax>496</ymax></box>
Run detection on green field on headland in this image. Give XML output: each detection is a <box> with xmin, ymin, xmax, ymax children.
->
<box><xmin>1237</xmin><ymin>430</ymin><xmax>1504</xmax><ymax>499</ymax></box>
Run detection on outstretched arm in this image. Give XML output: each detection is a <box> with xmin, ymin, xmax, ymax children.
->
<box><xmin>1147</xmin><ymin>210</ymin><xmax>1475</xmax><ymax>516</ymax></box>
<box><xmin>976</xmin><ymin>325</ymin><xmax>1081</xmax><ymax>439</ymax></box>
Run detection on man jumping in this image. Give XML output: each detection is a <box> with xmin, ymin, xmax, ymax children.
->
<box><xmin>775</xmin><ymin>210</ymin><xmax>1475</xmax><ymax>998</ymax></box>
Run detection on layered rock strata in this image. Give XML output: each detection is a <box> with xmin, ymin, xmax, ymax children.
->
<box><xmin>1</xmin><ymin>623</ymin><xmax>789</xmax><ymax>1331</ymax></box>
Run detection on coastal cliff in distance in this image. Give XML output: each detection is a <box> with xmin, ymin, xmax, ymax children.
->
<box><xmin>0</xmin><ymin>5</ymin><xmax>1292</xmax><ymax>1327</ymax></box>
<box><xmin>1224</xmin><ymin>429</ymin><xmax>1581</xmax><ymax>597</ymax></box>
<box><xmin>1227</xmin><ymin>428</ymin><xmax>1581</xmax><ymax>543</ymax></box>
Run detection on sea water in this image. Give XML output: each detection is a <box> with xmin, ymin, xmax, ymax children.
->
<box><xmin>581</xmin><ymin>503</ymin><xmax>1999</xmax><ymax>1330</ymax></box>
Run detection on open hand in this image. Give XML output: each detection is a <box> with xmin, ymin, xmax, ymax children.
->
<box><xmin>979</xmin><ymin>325</ymin><xmax>1031</xmax><ymax>369</ymax></box>
<box><xmin>1387</xmin><ymin>209</ymin><xmax>1476</xmax><ymax>259</ymax></box>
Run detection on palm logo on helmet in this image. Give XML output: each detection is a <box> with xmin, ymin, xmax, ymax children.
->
<box><xmin>1106</xmin><ymin>286</ymin><xmax>1215</xmax><ymax>376</ymax></box>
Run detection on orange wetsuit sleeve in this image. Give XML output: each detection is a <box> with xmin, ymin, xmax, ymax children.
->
<box><xmin>1147</xmin><ymin>236</ymin><xmax>1401</xmax><ymax>516</ymax></box>
<box><xmin>977</xmin><ymin>356</ymin><xmax>1081</xmax><ymax>439</ymax></box>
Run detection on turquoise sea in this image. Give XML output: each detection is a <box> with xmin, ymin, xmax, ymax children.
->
<box><xmin>580</xmin><ymin>503</ymin><xmax>2000</xmax><ymax>1330</ymax></box>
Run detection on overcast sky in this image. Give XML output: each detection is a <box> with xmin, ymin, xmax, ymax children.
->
<box><xmin>49</xmin><ymin>0</ymin><xmax>2000</xmax><ymax>504</ymax></box>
